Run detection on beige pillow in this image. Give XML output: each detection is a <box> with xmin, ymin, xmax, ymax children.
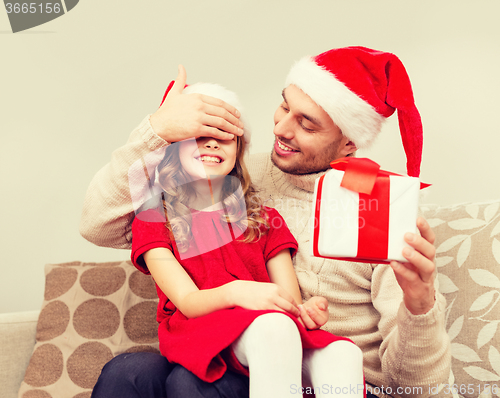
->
<box><xmin>421</xmin><ymin>201</ymin><xmax>500</xmax><ymax>396</ymax></box>
<box><xmin>18</xmin><ymin>261</ymin><xmax>159</xmax><ymax>398</ymax></box>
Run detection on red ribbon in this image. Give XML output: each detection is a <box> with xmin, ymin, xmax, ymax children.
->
<box><xmin>313</xmin><ymin>175</ymin><xmax>326</xmax><ymax>258</ymax></box>
<box><xmin>313</xmin><ymin>157</ymin><xmax>429</xmax><ymax>263</ymax></box>
<box><xmin>330</xmin><ymin>158</ymin><xmax>430</xmax><ymax>191</ymax></box>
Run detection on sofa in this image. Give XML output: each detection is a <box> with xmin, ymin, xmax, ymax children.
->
<box><xmin>1</xmin><ymin>199</ymin><xmax>500</xmax><ymax>398</ymax></box>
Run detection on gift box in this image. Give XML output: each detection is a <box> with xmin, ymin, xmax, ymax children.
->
<box><xmin>311</xmin><ymin>157</ymin><xmax>428</xmax><ymax>264</ymax></box>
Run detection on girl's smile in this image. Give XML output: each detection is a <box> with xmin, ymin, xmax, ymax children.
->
<box><xmin>195</xmin><ymin>154</ymin><xmax>224</xmax><ymax>165</ymax></box>
<box><xmin>179</xmin><ymin>137</ymin><xmax>237</xmax><ymax>180</ymax></box>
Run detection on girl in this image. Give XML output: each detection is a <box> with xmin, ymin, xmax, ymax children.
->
<box><xmin>131</xmin><ymin>82</ymin><xmax>365</xmax><ymax>397</ymax></box>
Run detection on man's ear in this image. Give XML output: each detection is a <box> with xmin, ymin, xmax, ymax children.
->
<box><xmin>340</xmin><ymin>139</ymin><xmax>358</xmax><ymax>157</ymax></box>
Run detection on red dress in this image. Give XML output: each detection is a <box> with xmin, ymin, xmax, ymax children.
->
<box><xmin>131</xmin><ymin>206</ymin><xmax>351</xmax><ymax>382</ymax></box>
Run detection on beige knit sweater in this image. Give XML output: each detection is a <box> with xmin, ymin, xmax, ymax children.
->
<box><xmin>81</xmin><ymin>116</ymin><xmax>451</xmax><ymax>397</ymax></box>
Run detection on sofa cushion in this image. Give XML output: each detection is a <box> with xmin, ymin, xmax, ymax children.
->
<box><xmin>0</xmin><ymin>311</ymin><xmax>39</xmax><ymax>398</ymax></box>
<box><xmin>18</xmin><ymin>261</ymin><xmax>159</xmax><ymax>398</ymax></box>
<box><xmin>421</xmin><ymin>200</ymin><xmax>500</xmax><ymax>396</ymax></box>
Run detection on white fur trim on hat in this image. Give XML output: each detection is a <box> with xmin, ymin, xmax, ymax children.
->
<box><xmin>183</xmin><ymin>83</ymin><xmax>251</xmax><ymax>149</ymax></box>
<box><xmin>285</xmin><ymin>57</ymin><xmax>385</xmax><ymax>148</ymax></box>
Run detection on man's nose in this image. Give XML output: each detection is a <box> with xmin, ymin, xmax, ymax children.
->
<box><xmin>274</xmin><ymin>115</ymin><xmax>295</xmax><ymax>140</ymax></box>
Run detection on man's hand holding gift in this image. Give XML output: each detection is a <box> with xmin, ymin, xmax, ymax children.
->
<box><xmin>312</xmin><ymin>157</ymin><xmax>437</xmax><ymax>315</ymax></box>
<box><xmin>391</xmin><ymin>217</ymin><xmax>437</xmax><ymax>315</ymax></box>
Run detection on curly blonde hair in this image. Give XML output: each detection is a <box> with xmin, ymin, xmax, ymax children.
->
<box><xmin>157</xmin><ymin>136</ymin><xmax>268</xmax><ymax>253</ymax></box>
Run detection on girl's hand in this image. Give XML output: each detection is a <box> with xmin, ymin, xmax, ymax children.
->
<box><xmin>149</xmin><ymin>65</ymin><xmax>244</xmax><ymax>143</ymax></box>
<box><xmin>228</xmin><ymin>280</ymin><xmax>300</xmax><ymax>317</ymax></box>
<box><xmin>299</xmin><ymin>296</ymin><xmax>329</xmax><ymax>330</ymax></box>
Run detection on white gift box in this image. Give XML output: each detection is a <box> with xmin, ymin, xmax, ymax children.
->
<box><xmin>311</xmin><ymin>158</ymin><xmax>422</xmax><ymax>264</ymax></box>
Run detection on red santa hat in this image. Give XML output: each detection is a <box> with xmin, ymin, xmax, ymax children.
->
<box><xmin>285</xmin><ymin>46</ymin><xmax>423</xmax><ymax>177</ymax></box>
<box><xmin>160</xmin><ymin>81</ymin><xmax>251</xmax><ymax>150</ymax></box>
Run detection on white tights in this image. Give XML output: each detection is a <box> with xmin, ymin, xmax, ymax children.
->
<box><xmin>231</xmin><ymin>313</ymin><xmax>364</xmax><ymax>398</ymax></box>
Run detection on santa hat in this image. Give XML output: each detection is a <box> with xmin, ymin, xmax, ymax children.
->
<box><xmin>285</xmin><ymin>46</ymin><xmax>423</xmax><ymax>177</ymax></box>
<box><xmin>160</xmin><ymin>80</ymin><xmax>251</xmax><ymax>150</ymax></box>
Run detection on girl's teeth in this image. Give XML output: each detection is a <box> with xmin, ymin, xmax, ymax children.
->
<box><xmin>200</xmin><ymin>156</ymin><xmax>221</xmax><ymax>163</ymax></box>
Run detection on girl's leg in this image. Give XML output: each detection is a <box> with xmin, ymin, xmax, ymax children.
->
<box><xmin>231</xmin><ymin>313</ymin><xmax>302</xmax><ymax>398</ymax></box>
<box><xmin>302</xmin><ymin>340</ymin><xmax>364</xmax><ymax>397</ymax></box>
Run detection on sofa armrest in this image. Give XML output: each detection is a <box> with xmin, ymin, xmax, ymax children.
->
<box><xmin>0</xmin><ymin>311</ymin><xmax>40</xmax><ymax>398</ymax></box>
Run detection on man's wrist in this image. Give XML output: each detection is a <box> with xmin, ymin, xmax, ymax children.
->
<box><xmin>148</xmin><ymin>113</ymin><xmax>164</xmax><ymax>139</ymax></box>
<box><xmin>405</xmin><ymin>290</ymin><xmax>436</xmax><ymax>315</ymax></box>
<box><xmin>145</xmin><ymin>115</ymin><xmax>170</xmax><ymax>148</ymax></box>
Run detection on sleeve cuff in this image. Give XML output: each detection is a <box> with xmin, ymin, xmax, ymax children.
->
<box><xmin>398</xmin><ymin>291</ymin><xmax>446</xmax><ymax>330</ymax></box>
<box><xmin>132</xmin><ymin>241</ymin><xmax>172</xmax><ymax>275</ymax></box>
<box><xmin>265</xmin><ymin>242</ymin><xmax>299</xmax><ymax>262</ymax></box>
<box><xmin>136</xmin><ymin>115</ymin><xmax>170</xmax><ymax>151</ymax></box>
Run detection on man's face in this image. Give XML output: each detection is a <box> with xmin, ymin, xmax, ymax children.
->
<box><xmin>271</xmin><ymin>85</ymin><xmax>356</xmax><ymax>175</ymax></box>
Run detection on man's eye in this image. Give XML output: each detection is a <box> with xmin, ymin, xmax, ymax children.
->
<box><xmin>300</xmin><ymin>122</ymin><xmax>315</xmax><ymax>133</ymax></box>
<box><xmin>281</xmin><ymin>104</ymin><xmax>289</xmax><ymax>112</ymax></box>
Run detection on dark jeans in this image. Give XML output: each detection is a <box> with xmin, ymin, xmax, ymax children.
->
<box><xmin>92</xmin><ymin>352</ymin><xmax>375</xmax><ymax>398</ymax></box>
<box><xmin>91</xmin><ymin>352</ymin><xmax>249</xmax><ymax>398</ymax></box>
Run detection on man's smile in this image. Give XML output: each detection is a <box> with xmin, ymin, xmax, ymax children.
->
<box><xmin>274</xmin><ymin>139</ymin><xmax>300</xmax><ymax>156</ymax></box>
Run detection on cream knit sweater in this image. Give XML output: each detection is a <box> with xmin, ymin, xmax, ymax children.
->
<box><xmin>81</xmin><ymin>116</ymin><xmax>450</xmax><ymax>397</ymax></box>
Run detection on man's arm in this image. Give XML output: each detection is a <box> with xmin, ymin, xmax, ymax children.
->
<box><xmin>373</xmin><ymin>266</ymin><xmax>450</xmax><ymax>392</ymax></box>
<box><xmin>372</xmin><ymin>218</ymin><xmax>451</xmax><ymax>392</ymax></box>
<box><xmin>80</xmin><ymin>116</ymin><xmax>167</xmax><ymax>248</ymax></box>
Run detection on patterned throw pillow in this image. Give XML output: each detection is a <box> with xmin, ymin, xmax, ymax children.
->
<box><xmin>18</xmin><ymin>261</ymin><xmax>160</xmax><ymax>398</ymax></box>
<box><xmin>421</xmin><ymin>200</ymin><xmax>500</xmax><ymax>397</ymax></box>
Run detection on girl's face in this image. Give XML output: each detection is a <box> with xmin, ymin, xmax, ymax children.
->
<box><xmin>178</xmin><ymin>137</ymin><xmax>238</xmax><ymax>180</ymax></box>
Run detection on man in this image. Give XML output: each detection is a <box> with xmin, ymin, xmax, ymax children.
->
<box><xmin>83</xmin><ymin>47</ymin><xmax>450</xmax><ymax>397</ymax></box>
